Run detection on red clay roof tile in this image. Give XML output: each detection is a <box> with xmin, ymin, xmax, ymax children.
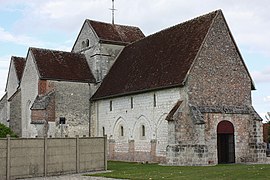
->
<box><xmin>87</xmin><ymin>20</ymin><xmax>145</xmax><ymax>44</ymax></box>
<box><xmin>30</xmin><ymin>48</ymin><xmax>96</xmax><ymax>83</ymax></box>
<box><xmin>92</xmin><ymin>10</ymin><xmax>219</xmax><ymax>100</ymax></box>
<box><xmin>12</xmin><ymin>56</ymin><xmax>26</xmax><ymax>82</ymax></box>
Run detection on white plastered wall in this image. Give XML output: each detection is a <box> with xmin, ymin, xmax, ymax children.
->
<box><xmin>95</xmin><ymin>87</ymin><xmax>181</xmax><ymax>156</ymax></box>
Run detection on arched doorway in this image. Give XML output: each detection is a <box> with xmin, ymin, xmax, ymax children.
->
<box><xmin>217</xmin><ymin>121</ymin><xmax>235</xmax><ymax>164</ymax></box>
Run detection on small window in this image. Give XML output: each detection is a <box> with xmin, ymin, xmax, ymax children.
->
<box><xmin>86</xmin><ymin>39</ymin><xmax>90</xmax><ymax>47</ymax></box>
<box><xmin>82</xmin><ymin>41</ymin><xmax>86</xmax><ymax>48</ymax></box>
<box><xmin>120</xmin><ymin>126</ymin><xmax>124</xmax><ymax>136</ymax></box>
<box><xmin>110</xmin><ymin>100</ymin><xmax>113</xmax><ymax>111</ymax></box>
<box><xmin>59</xmin><ymin>117</ymin><xmax>66</xmax><ymax>124</ymax></box>
<box><xmin>131</xmin><ymin>97</ymin><xmax>133</xmax><ymax>109</ymax></box>
<box><xmin>142</xmin><ymin>125</ymin><xmax>145</xmax><ymax>137</ymax></box>
<box><xmin>102</xmin><ymin>127</ymin><xmax>105</xmax><ymax>136</ymax></box>
<box><xmin>153</xmin><ymin>93</ymin><xmax>157</xmax><ymax>107</ymax></box>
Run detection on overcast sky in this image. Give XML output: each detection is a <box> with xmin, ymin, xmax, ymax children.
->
<box><xmin>0</xmin><ymin>0</ymin><xmax>269</xmax><ymax>120</ymax></box>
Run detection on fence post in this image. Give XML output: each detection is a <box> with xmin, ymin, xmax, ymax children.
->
<box><xmin>76</xmin><ymin>135</ymin><xmax>80</xmax><ymax>173</ymax></box>
<box><xmin>104</xmin><ymin>135</ymin><xmax>107</xmax><ymax>171</ymax></box>
<box><xmin>6</xmin><ymin>135</ymin><xmax>10</xmax><ymax>180</ymax></box>
<box><xmin>44</xmin><ymin>136</ymin><xmax>47</xmax><ymax>177</ymax></box>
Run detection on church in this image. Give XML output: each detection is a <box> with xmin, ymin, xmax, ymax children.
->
<box><xmin>0</xmin><ymin>10</ymin><xmax>266</xmax><ymax>165</ymax></box>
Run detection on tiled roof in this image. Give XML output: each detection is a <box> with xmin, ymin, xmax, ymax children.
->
<box><xmin>87</xmin><ymin>20</ymin><xmax>145</xmax><ymax>44</ymax></box>
<box><xmin>31</xmin><ymin>91</ymin><xmax>54</xmax><ymax>110</ymax></box>
<box><xmin>92</xmin><ymin>10</ymin><xmax>219</xmax><ymax>100</ymax></box>
<box><xmin>30</xmin><ymin>48</ymin><xmax>96</xmax><ymax>83</ymax></box>
<box><xmin>12</xmin><ymin>56</ymin><xmax>26</xmax><ymax>82</ymax></box>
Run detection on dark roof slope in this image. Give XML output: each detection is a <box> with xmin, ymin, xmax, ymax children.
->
<box><xmin>30</xmin><ymin>48</ymin><xmax>95</xmax><ymax>83</ymax></box>
<box><xmin>87</xmin><ymin>20</ymin><xmax>145</xmax><ymax>44</ymax></box>
<box><xmin>166</xmin><ymin>100</ymin><xmax>183</xmax><ymax>121</ymax></box>
<box><xmin>12</xmin><ymin>56</ymin><xmax>26</xmax><ymax>82</ymax></box>
<box><xmin>92</xmin><ymin>10</ymin><xmax>219</xmax><ymax>100</ymax></box>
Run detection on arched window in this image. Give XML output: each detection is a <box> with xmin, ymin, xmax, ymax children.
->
<box><xmin>153</xmin><ymin>93</ymin><xmax>157</xmax><ymax>107</ymax></box>
<box><xmin>110</xmin><ymin>100</ymin><xmax>113</xmax><ymax>111</ymax></box>
<box><xmin>86</xmin><ymin>39</ymin><xmax>90</xmax><ymax>47</ymax></box>
<box><xmin>142</xmin><ymin>125</ymin><xmax>145</xmax><ymax>137</ymax></box>
<box><xmin>81</xmin><ymin>41</ymin><xmax>86</xmax><ymax>48</ymax></box>
<box><xmin>102</xmin><ymin>127</ymin><xmax>105</xmax><ymax>136</ymax></box>
<box><xmin>120</xmin><ymin>126</ymin><xmax>124</xmax><ymax>136</ymax></box>
<box><xmin>131</xmin><ymin>97</ymin><xmax>133</xmax><ymax>109</ymax></box>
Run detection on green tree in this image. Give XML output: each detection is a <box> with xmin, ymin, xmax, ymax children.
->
<box><xmin>0</xmin><ymin>123</ymin><xmax>17</xmax><ymax>138</ymax></box>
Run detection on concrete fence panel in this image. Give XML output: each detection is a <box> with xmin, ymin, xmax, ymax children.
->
<box><xmin>47</xmin><ymin>138</ymin><xmax>77</xmax><ymax>175</ymax></box>
<box><xmin>79</xmin><ymin>137</ymin><xmax>106</xmax><ymax>172</ymax></box>
<box><xmin>0</xmin><ymin>140</ymin><xmax>7</xmax><ymax>179</ymax></box>
<box><xmin>0</xmin><ymin>135</ymin><xmax>107</xmax><ymax>180</ymax></box>
<box><xmin>10</xmin><ymin>139</ymin><xmax>45</xmax><ymax>178</ymax></box>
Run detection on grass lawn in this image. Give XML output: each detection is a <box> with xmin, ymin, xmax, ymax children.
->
<box><xmin>86</xmin><ymin>161</ymin><xmax>270</xmax><ymax>180</ymax></box>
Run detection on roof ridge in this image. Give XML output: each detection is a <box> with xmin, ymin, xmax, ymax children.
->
<box><xmin>86</xmin><ymin>19</ymin><xmax>141</xmax><ymax>29</ymax></box>
<box><xmin>92</xmin><ymin>10</ymin><xmax>220</xmax><ymax>100</ymax></box>
<box><xmin>11</xmin><ymin>56</ymin><xmax>26</xmax><ymax>60</ymax></box>
<box><xmin>30</xmin><ymin>46</ymin><xmax>95</xmax><ymax>83</ymax></box>
<box><xmin>29</xmin><ymin>47</ymin><xmax>83</xmax><ymax>55</ymax></box>
<box><xmin>150</xmin><ymin>10</ymin><xmax>220</xmax><ymax>37</ymax></box>
<box><xmin>123</xmin><ymin>10</ymin><xmax>220</xmax><ymax>49</ymax></box>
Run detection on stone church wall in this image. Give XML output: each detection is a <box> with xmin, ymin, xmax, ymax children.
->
<box><xmin>20</xmin><ymin>53</ymin><xmax>40</xmax><ymax>138</ymax></box>
<box><xmin>6</xmin><ymin>61</ymin><xmax>20</xmax><ymax>128</ymax></box>
<box><xmin>72</xmin><ymin>21</ymin><xmax>124</xmax><ymax>82</ymax></box>
<box><xmin>94</xmin><ymin>87</ymin><xmax>181</xmax><ymax>163</ymax></box>
<box><xmin>166</xmin><ymin>12</ymin><xmax>265</xmax><ymax>165</ymax></box>
<box><xmin>9</xmin><ymin>91</ymin><xmax>22</xmax><ymax>136</ymax></box>
<box><xmin>72</xmin><ymin>21</ymin><xmax>99</xmax><ymax>53</ymax></box>
<box><xmin>6</xmin><ymin>61</ymin><xmax>19</xmax><ymax>100</ymax></box>
<box><xmin>82</xmin><ymin>43</ymin><xmax>124</xmax><ymax>82</ymax></box>
<box><xmin>205</xmin><ymin>113</ymin><xmax>252</xmax><ymax>164</ymax></box>
<box><xmin>0</xmin><ymin>94</ymin><xmax>7</xmax><ymax>126</ymax></box>
<box><xmin>188</xmin><ymin>12</ymin><xmax>252</xmax><ymax>107</ymax></box>
<box><xmin>53</xmin><ymin>81</ymin><xmax>91</xmax><ymax>137</ymax></box>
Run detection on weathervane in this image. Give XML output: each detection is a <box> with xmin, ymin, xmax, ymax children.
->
<box><xmin>110</xmin><ymin>0</ymin><xmax>116</xmax><ymax>25</ymax></box>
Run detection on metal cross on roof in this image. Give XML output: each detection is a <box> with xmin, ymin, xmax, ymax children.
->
<box><xmin>110</xmin><ymin>0</ymin><xmax>117</xmax><ymax>25</ymax></box>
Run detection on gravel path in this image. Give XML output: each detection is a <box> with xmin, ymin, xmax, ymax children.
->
<box><xmin>20</xmin><ymin>171</ymin><xmax>123</xmax><ymax>180</ymax></box>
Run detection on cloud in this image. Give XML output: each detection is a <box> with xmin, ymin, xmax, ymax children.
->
<box><xmin>0</xmin><ymin>55</ymin><xmax>10</xmax><ymax>98</ymax></box>
<box><xmin>2</xmin><ymin>0</ymin><xmax>270</xmax><ymax>48</ymax></box>
<box><xmin>264</xmin><ymin>96</ymin><xmax>270</xmax><ymax>102</ymax></box>
<box><xmin>251</xmin><ymin>67</ymin><xmax>270</xmax><ymax>84</ymax></box>
<box><xmin>12</xmin><ymin>0</ymin><xmax>110</xmax><ymax>33</ymax></box>
<box><xmin>0</xmin><ymin>27</ymin><xmax>43</xmax><ymax>47</ymax></box>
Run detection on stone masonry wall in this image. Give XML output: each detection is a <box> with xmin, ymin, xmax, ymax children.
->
<box><xmin>167</xmin><ymin>12</ymin><xmax>265</xmax><ymax>165</ymax></box>
<box><xmin>166</xmin><ymin>107</ymin><xmax>265</xmax><ymax>165</ymax></box>
<box><xmin>53</xmin><ymin>81</ymin><xmax>91</xmax><ymax>137</ymax></box>
<box><xmin>188</xmin><ymin>12</ymin><xmax>252</xmax><ymax>107</ymax></box>
<box><xmin>0</xmin><ymin>94</ymin><xmax>7</xmax><ymax>126</ymax></box>
<box><xmin>249</xmin><ymin>119</ymin><xmax>266</xmax><ymax>163</ymax></box>
<box><xmin>83</xmin><ymin>43</ymin><xmax>124</xmax><ymax>82</ymax></box>
<box><xmin>72</xmin><ymin>20</ymin><xmax>124</xmax><ymax>82</ymax></box>
<box><xmin>6</xmin><ymin>61</ymin><xmax>19</xmax><ymax>100</ymax></box>
<box><xmin>205</xmin><ymin>113</ymin><xmax>251</xmax><ymax>164</ymax></box>
<box><xmin>166</xmin><ymin>95</ymin><xmax>209</xmax><ymax>166</ymax></box>
<box><xmin>20</xmin><ymin>52</ymin><xmax>40</xmax><ymax>137</ymax></box>
<box><xmin>9</xmin><ymin>91</ymin><xmax>22</xmax><ymax>136</ymax></box>
<box><xmin>6</xmin><ymin>60</ymin><xmax>20</xmax><ymax>127</ymax></box>
<box><xmin>93</xmin><ymin>87</ymin><xmax>181</xmax><ymax>163</ymax></box>
<box><xmin>72</xmin><ymin>21</ymin><xmax>99</xmax><ymax>53</ymax></box>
